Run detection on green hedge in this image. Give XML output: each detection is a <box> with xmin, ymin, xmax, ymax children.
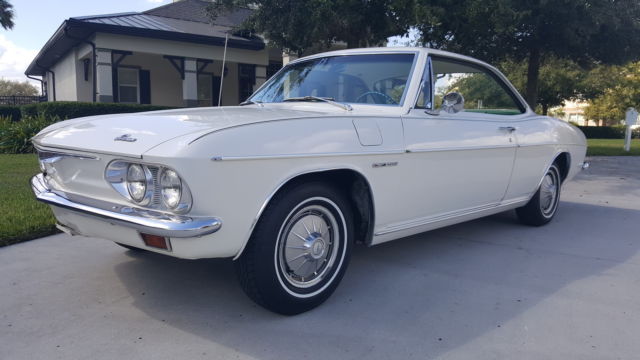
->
<box><xmin>1</xmin><ymin>102</ymin><xmax>178</xmax><ymax>154</ymax></box>
<box><xmin>21</xmin><ymin>101</ymin><xmax>174</xmax><ymax>119</ymax></box>
<box><xmin>577</xmin><ymin>125</ymin><xmax>640</xmax><ymax>139</ymax></box>
<box><xmin>0</xmin><ymin>106</ymin><xmax>21</xmax><ymax>122</ymax></box>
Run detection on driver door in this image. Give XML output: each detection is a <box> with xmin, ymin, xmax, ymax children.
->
<box><xmin>399</xmin><ymin>56</ymin><xmax>522</xmax><ymax>222</ymax></box>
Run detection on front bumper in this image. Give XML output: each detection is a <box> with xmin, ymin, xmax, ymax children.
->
<box><xmin>31</xmin><ymin>173</ymin><xmax>221</xmax><ymax>238</ymax></box>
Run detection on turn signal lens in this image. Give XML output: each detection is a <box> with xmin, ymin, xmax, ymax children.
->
<box><xmin>126</xmin><ymin>164</ymin><xmax>147</xmax><ymax>202</ymax></box>
<box><xmin>140</xmin><ymin>233</ymin><xmax>171</xmax><ymax>250</ymax></box>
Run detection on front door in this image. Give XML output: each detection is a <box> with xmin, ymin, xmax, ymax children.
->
<box><xmin>399</xmin><ymin>55</ymin><xmax>525</xmax><ymax>223</ymax></box>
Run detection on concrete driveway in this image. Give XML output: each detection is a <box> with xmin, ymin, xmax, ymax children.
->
<box><xmin>1</xmin><ymin>156</ymin><xmax>639</xmax><ymax>360</ymax></box>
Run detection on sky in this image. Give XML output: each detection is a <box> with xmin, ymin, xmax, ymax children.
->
<box><xmin>0</xmin><ymin>0</ymin><xmax>172</xmax><ymax>84</ymax></box>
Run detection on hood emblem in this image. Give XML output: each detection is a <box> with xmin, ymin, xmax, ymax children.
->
<box><xmin>114</xmin><ymin>134</ymin><xmax>137</xmax><ymax>142</ymax></box>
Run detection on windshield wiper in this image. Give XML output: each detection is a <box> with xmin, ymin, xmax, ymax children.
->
<box><xmin>239</xmin><ymin>99</ymin><xmax>263</xmax><ymax>107</ymax></box>
<box><xmin>283</xmin><ymin>96</ymin><xmax>353</xmax><ymax>111</ymax></box>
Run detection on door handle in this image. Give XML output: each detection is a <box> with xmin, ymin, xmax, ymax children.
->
<box><xmin>499</xmin><ymin>126</ymin><xmax>517</xmax><ymax>133</ymax></box>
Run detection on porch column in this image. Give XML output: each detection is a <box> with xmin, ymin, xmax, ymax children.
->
<box><xmin>282</xmin><ymin>52</ymin><xmax>298</xmax><ymax>65</ymax></box>
<box><xmin>96</xmin><ymin>48</ymin><xmax>113</xmax><ymax>102</ymax></box>
<box><xmin>183</xmin><ymin>58</ymin><xmax>198</xmax><ymax>107</ymax></box>
<box><xmin>254</xmin><ymin>65</ymin><xmax>267</xmax><ymax>91</ymax></box>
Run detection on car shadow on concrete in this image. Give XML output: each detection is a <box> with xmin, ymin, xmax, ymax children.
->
<box><xmin>113</xmin><ymin>201</ymin><xmax>640</xmax><ymax>359</ymax></box>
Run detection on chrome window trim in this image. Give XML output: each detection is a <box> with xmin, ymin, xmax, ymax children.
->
<box><xmin>248</xmin><ymin>51</ymin><xmax>420</xmax><ymax>108</ymax></box>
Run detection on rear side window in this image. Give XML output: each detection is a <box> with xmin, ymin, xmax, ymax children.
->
<box><xmin>430</xmin><ymin>57</ymin><xmax>524</xmax><ymax>115</ymax></box>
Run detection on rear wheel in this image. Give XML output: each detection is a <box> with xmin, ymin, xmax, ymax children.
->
<box><xmin>516</xmin><ymin>163</ymin><xmax>561</xmax><ymax>226</ymax></box>
<box><xmin>235</xmin><ymin>182</ymin><xmax>353</xmax><ymax>315</ymax></box>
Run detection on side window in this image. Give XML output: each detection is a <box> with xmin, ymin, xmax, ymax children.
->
<box><xmin>431</xmin><ymin>57</ymin><xmax>524</xmax><ymax>115</ymax></box>
<box><xmin>415</xmin><ymin>57</ymin><xmax>433</xmax><ymax>109</ymax></box>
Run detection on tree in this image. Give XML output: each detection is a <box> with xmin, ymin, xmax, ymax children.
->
<box><xmin>0</xmin><ymin>0</ymin><xmax>13</xmax><ymax>30</ymax></box>
<box><xmin>0</xmin><ymin>79</ymin><xmax>39</xmax><ymax>96</ymax></box>
<box><xmin>415</xmin><ymin>0</ymin><xmax>640</xmax><ymax>109</ymax></box>
<box><xmin>583</xmin><ymin>62</ymin><xmax>640</xmax><ymax>126</ymax></box>
<box><xmin>499</xmin><ymin>56</ymin><xmax>584</xmax><ymax>115</ymax></box>
<box><xmin>207</xmin><ymin>0</ymin><xmax>416</xmax><ymax>55</ymax></box>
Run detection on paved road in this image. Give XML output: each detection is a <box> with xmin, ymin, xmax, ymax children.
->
<box><xmin>1</xmin><ymin>157</ymin><xmax>639</xmax><ymax>360</ymax></box>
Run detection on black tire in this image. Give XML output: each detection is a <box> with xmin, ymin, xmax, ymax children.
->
<box><xmin>235</xmin><ymin>182</ymin><xmax>353</xmax><ymax>315</ymax></box>
<box><xmin>516</xmin><ymin>163</ymin><xmax>562</xmax><ymax>226</ymax></box>
<box><xmin>115</xmin><ymin>242</ymin><xmax>145</xmax><ymax>252</ymax></box>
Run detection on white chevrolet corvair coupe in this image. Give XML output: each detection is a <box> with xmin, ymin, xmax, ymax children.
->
<box><xmin>31</xmin><ymin>47</ymin><xmax>587</xmax><ymax>314</ymax></box>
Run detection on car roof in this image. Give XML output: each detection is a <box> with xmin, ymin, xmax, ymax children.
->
<box><xmin>292</xmin><ymin>47</ymin><xmax>492</xmax><ymax>68</ymax></box>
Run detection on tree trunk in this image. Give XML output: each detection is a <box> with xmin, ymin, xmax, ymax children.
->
<box><xmin>525</xmin><ymin>47</ymin><xmax>541</xmax><ymax>111</ymax></box>
<box><xmin>541</xmin><ymin>103</ymin><xmax>548</xmax><ymax>115</ymax></box>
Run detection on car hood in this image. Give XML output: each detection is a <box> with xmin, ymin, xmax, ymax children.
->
<box><xmin>32</xmin><ymin>105</ymin><xmax>334</xmax><ymax>157</ymax></box>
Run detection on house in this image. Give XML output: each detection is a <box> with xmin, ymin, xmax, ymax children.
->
<box><xmin>25</xmin><ymin>0</ymin><xmax>285</xmax><ymax>107</ymax></box>
<box><xmin>551</xmin><ymin>100</ymin><xmax>597</xmax><ymax>126</ymax></box>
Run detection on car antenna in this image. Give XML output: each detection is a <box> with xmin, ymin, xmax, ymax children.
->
<box><xmin>218</xmin><ymin>32</ymin><xmax>229</xmax><ymax>107</ymax></box>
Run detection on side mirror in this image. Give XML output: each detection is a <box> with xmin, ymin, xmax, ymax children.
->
<box><xmin>441</xmin><ymin>92</ymin><xmax>465</xmax><ymax>114</ymax></box>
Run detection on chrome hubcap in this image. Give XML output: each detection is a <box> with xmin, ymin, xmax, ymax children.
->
<box><xmin>540</xmin><ymin>172</ymin><xmax>558</xmax><ymax>216</ymax></box>
<box><xmin>278</xmin><ymin>205</ymin><xmax>339</xmax><ymax>288</ymax></box>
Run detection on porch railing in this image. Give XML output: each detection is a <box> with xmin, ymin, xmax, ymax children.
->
<box><xmin>0</xmin><ymin>95</ymin><xmax>46</xmax><ymax>106</ymax></box>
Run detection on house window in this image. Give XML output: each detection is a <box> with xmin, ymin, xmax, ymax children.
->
<box><xmin>198</xmin><ymin>74</ymin><xmax>212</xmax><ymax>106</ymax></box>
<box><xmin>118</xmin><ymin>67</ymin><xmax>139</xmax><ymax>103</ymax></box>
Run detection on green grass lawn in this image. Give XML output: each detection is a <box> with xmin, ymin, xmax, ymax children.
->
<box><xmin>0</xmin><ymin>154</ymin><xmax>58</xmax><ymax>246</ymax></box>
<box><xmin>587</xmin><ymin>138</ymin><xmax>640</xmax><ymax>156</ymax></box>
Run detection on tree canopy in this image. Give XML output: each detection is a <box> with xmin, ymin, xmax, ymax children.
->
<box><xmin>414</xmin><ymin>0</ymin><xmax>640</xmax><ymax>109</ymax></box>
<box><xmin>207</xmin><ymin>0</ymin><xmax>416</xmax><ymax>55</ymax></box>
<box><xmin>208</xmin><ymin>0</ymin><xmax>640</xmax><ymax>113</ymax></box>
<box><xmin>0</xmin><ymin>79</ymin><xmax>39</xmax><ymax>96</ymax></box>
<box><xmin>0</xmin><ymin>0</ymin><xmax>13</xmax><ymax>30</ymax></box>
<box><xmin>583</xmin><ymin>62</ymin><xmax>640</xmax><ymax>126</ymax></box>
<box><xmin>498</xmin><ymin>57</ymin><xmax>584</xmax><ymax>115</ymax></box>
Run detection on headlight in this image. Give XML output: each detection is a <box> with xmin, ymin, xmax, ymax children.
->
<box><xmin>160</xmin><ymin>169</ymin><xmax>182</xmax><ymax>209</ymax></box>
<box><xmin>106</xmin><ymin>161</ymin><xmax>192</xmax><ymax>213</ymax></box>
<box><xmin>126</xmin><ymin>164</ymin><xmax>147</xmax><ymax>202</ymax></box>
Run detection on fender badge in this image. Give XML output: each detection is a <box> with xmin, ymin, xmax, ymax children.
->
<box><xmin>114</xmin><ymin>134</ymin><xmax>137</xmax><ymax>142</ymax></box>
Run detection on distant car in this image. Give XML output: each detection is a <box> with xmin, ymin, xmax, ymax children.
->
<box><xmin>31</xmin><ymin>47</ymin><xmax>588</xmax><ymax>314</ymax></box>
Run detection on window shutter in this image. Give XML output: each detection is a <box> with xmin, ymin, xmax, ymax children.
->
<box><xmin>212</xmin><ymin>76</ymin><xmax>221</xmax><ymax>106</ymax></box>
<box><xmin>139</xmin><ymin>70</ymin><xmax>151</xmax><ymax>104</ymax></box>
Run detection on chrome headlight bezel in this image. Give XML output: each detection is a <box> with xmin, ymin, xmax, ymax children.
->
<box><xmin>126</xmin><ymin>163</ymin><xmax>151</xmax><ymax>203</ymax></box>
<box><xmin>105</xmin><ymin>160</ymin><xmax>192</xmax><ymax>213</ymax></box>
<box><xmin>160</xmin><ymin>168</ymin><xmax>181</xmax><ymax>209</ymax></box>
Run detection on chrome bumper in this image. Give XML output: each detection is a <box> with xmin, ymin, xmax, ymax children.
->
<box><xmin>31</xmin><ymin>173</ymin><xmax>221</xmax><ymax>238</ymax></box>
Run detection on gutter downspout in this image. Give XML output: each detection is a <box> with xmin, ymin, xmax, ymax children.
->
<box><xmin>35</xmin><ymin>60</ymin><xmax>56</xmax><ymax>101</ymax></box>
<box><xmin>26</xmin><ymin>74</ymin><xmax>44</xmax><ymax>98</ymax></box>
<box><xmin>64</xmin><ymin>27</ymin><xmax>97</xmax><ymax>102</ymax></box>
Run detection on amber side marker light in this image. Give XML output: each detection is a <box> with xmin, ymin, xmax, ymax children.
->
<box><xmin>140</xmin><ymin>233</ymin><xmax>171</xmax><ymax>251</ymax></box>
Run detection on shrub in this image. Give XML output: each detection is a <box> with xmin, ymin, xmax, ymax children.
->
<box><xmin>20</xmin><ymin>101</ymin><xmax>174</xmax><ymax>120</ymax></box>
<box><xmin>577</xmin><ymin>125</ymin><xmax>640</xmax><ymax>139</ymax></box>
<box><xmin>0</xmin><ymin>115</ymin><xmax>58</xmax><ymax>154</ymax></box>
<box><xmin>0</xmin><ymin>105</ymin><xmax>21</xmax><ymax>122</ymax></box>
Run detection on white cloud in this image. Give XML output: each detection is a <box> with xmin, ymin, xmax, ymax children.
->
<box><xmin>0</xmin><ymin>34</ymin><xmax>38</xmax><ymax>85</ymax></box>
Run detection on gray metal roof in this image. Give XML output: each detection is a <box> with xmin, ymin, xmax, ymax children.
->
<box><xmin>73</xmin><ymin>13</ymin><xmax>179</xmax><ymax>32</ymax></box>
<box><xmin>26</xmin><ymin>0</ymin><xmax>263</xmax><ymax>76</ymax></box>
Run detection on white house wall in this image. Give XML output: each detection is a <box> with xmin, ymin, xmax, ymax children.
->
<box><xmin>50</xmin><ymin>49</ymin><xmax>78</xmax><ymax>101</ymax></box>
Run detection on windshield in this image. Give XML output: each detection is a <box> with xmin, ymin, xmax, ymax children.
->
<box><xmin>249</xmin><ymin>53</ymin><xmax>416</xmax><ymax>106</ymax></box>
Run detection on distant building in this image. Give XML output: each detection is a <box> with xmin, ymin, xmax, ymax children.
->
<box><xmin>552</xmin><ymin>100</ymin><xmax>598</xmax><ymax>126</ymax></box>
<box><xmin>25</xmin><ymin>0</ymin><xmax>284</xmax><ymax>107</ymax></box>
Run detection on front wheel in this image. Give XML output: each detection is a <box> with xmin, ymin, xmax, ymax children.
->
<box><xmin>235</xmin><ymin>182</ymin><xmax>353</xmax><ymax>315</ymax></box>
<box><xmin>516</xmin><ymin>163</ymin><xmax>562</xmax><ymax>226</ymax></box>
